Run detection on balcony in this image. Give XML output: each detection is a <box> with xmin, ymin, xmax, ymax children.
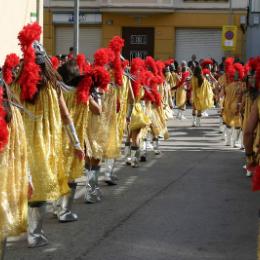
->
<box><xmin>99</xmin><ymin>0</ymin><xmax>174</xmax><ymax>13</ymax></box>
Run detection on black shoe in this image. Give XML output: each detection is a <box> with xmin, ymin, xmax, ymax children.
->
<box><xmin>140</xmin><ymin>155</ymin><xmax>147</xmax><ymax>162</ymax></box>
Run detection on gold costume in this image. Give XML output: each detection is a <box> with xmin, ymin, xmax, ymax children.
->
<box><xmin>63</xmin><ymin>89</ymin><xmax>90</xmax><ymax>181</ymax></box>
<box><xmin>176</xmin><ymin>85</ymin><xmax>186</xmax><ymax>109</ymax></box>
<box><xmin>191</xmin><ymin>77</ymin><xmax>214</xmax><ymax>111</ymax></box>
<box><xmin>14</xmin><ymin>83</ymin><xmax>69</xmax><ymax>202</ymax></box>
<box><xmin>223</xmin><ymin>82</ymin><xmax>242</xmax><ymax>128</ymax></box>
<box><xmin>117</xmin><ymin>76</ymin><xmax>130</xmax><ymax>145</ymax></box>
<box><xmin>0</xmin><ymin>106</ymin><xmax>28</xmax><ymax>239</ymax></box>
<box><xmin>102</xmin><ymin>83</ymin><xmax>121</xmax><ymax>159</ymax></box>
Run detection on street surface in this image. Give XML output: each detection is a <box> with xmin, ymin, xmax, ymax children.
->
<box><xmin>5</xmin><ymin>109</ymin><xmax>260</xmax><ymax>260</ymax></box>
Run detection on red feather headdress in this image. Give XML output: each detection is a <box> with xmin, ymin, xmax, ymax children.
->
<box><xmin>0</xmin><ymin>87</ymin><xmax>9</xmax><ymax>153</ymax></box>
<box><xmin>201</xmin><ymin>58</ymin><xmax>213</xmax><ymax>68</ymax></box>
<box><xmin>164</xmin><ymin>59</ymin><xmax>174</xmax><ymax>67</ymax></box>
<box><xmin>234</xmin><ymin>63</ymin><xmax>245</xmax><ymax>80</ymax></box>
<box><xmin>2</xmin><ymin>53</ymin><xmax>20</xmax><ymax>85</ymax></box>
<box><xmin>17</xmin><ymin>22</ymin><xmax>42</xmax><ymax>101</ymax></box>
<box><xmin>94</xmin><ymin>48</ymin><xmax>109</xmax><ymax>66</ymax></box>
<box><xmin>77</xmin><ymin>53</ymin><xmax>90</xmax><ymax>74</ymax></box>
<box><xmin>76</xmin><ymin>71</ymin><xmax>93</xmax><ymax>104</ymax></box>
<box><xmin>50</xmin><ymin>56</ymin><xmax>59</xmax><ymax>70</ymax></box>
<box><xmin>202</xmin><ymin>68</ymin><xmax>211</xmax><ymax>76</ymax></box>
<box><xmin>156</xmin><ymin>60</ymin><xmax>165</xmax><ymax>82</ymax></box>
<box><xmin>109</xmin><ymin>36</ymin><xmax>125</xmax><ymax>86</ymax></box>
<box><xmin>130</xmin><ymin>58</ymin><xmax>145</xmax><ymax>98</ymax></box>
<box><xmin>145</xmin><ymin>56</ymin><xmax>158</xmax><ymax>75</ymax></box>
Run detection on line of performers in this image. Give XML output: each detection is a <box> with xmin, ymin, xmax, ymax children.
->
<box><xmin>4</xmin><ymin>21</ymin><xmax>259</xmax><ymax>259</ymax></box>
<box><xmin>0</xmin><ymin>22</ymin><xmax>213</xmax><ymax>258</ymax></box>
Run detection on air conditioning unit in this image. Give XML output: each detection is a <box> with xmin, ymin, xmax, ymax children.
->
<box><xmin>252</xmin><ymin>0</ymin><xmax>260</xmax><ymax>13</ymax></box>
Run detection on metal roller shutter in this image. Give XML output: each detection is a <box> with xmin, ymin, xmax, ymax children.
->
<box><xmin>55</xmin><ymin>26</ymin><xmax>101</xmax><ymax>61</ymax></box>
<box><xmin>175</xmin><ymin>28</ymin><xmax>224</xmax><ymax>64</ymax></box>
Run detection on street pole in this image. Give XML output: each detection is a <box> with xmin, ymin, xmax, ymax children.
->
<box><xmin>74</xmin><ymin>0</ymin><xmax>79</xmax><ymax>56</ymax></box>
<box><xmin>229</xmin><ymin>0</ymin><xmax>233</xmax><ymax>25</ymax></box>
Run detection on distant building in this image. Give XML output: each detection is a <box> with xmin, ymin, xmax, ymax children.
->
<box><xmin>246</xmin><ymin>0</ymin><xmax>260</xmax><ymax>59</ymax></box>
<box><xmin>44</xmin><ymin>0</ymin><xmax>247</xmax><ymax>63</ymax></box>
<box><xmin>0</xmin><ymin>0</ymin><xmax>43</xmax><ymax>64</ymax></box>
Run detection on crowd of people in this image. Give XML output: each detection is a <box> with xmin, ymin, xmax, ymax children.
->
<box><xmin>0</xmin><ymin>21</ymin><xmax>260</xmax><ymax>259</ymax></box>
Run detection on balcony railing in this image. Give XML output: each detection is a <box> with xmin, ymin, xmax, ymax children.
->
<box><xmin>99</xmin><ymin>0</ymin><xmax>174</xmax><ymax>8</ymax></box>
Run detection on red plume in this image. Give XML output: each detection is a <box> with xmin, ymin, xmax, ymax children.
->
<box><xmin>17</xmin><ymin>22</ymin><xmax>42</xmax><ymax>101</ymax></box>
<box><xmin>131</xmin><ymin>58</ymin><xmax>145</xmax><ymax>98</ymax></box>
<box><xmin>164</xmin><ymin>59</ymin><xmax>174</xmax><ymax>67</ymax></box>
<box><xmin>2</xmin><ymin>53</ymin><xmax>20</xmax><ymax>85</ymax></box>
<box><xmin>145</xmin><ymin>56</ymin><xmax>158</xmax><ymax>75</ymax></box>
<box><xmin>76</xmin><ymin>72</ymin><xmax>93</xmax><ymax>104</ymax></box>
<box><xmin>234</xmin><ymin>63</ymin><xmax>245</xmax><ymax>80</ymax></box>
<box><xmin>92</xmin><ymin>66</ymin><xmax>110</xmax><ymax>91</ymax></box>
<box><xmin>201</xmin><ymin>58</ymin><xmax>213</xmax><ymax>68</ymax></box>
<box><xmin>202</xmin><ymin>68</ymin><xmax>211</xmax><ymax>75</ymax></box>
<box><xmin>109</xmin><ymin>36</ymin><xmax>125</xmax><ymax>53</ymax></box>
<box><xmin>0</xmin><ymin>87</ymin><xmax>9</xmax><ymax>153</ymax></box>
<box><xmin>50</xmin><ymin>56</ymin><xmax>59</xmax><ymax>70</ymax></box>
<box><xmin>77</xmin><ymin>53</ymin><xmax>90</xmax><ymax>74</ymax></box>
<box><xmin>94</xmin><ymin>48</ymin><xmax>109</xmax><ymax>66</ymax></box>
<box><xmin>156</xmin><ymin>60</ymin><xmax>165</xmax><ymax>80</ymax></box>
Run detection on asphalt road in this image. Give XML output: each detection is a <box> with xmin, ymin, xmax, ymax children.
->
<box><xmin>5</xmin><ymin>109</ymin><xmax>260</xmax><ymax>260</ymax></box>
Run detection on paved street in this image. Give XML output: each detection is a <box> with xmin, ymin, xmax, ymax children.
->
<box><xmin>5</xmin><ymin>109</ymin><xmax>260</xmax><ymax>260</ymax></box>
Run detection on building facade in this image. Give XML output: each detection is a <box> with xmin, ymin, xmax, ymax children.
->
<box><xmin>0</xmin><ymin>0</ymin><xmax>43</xmax><ymax>64</ymax></box>
<box><xmin>246</xmin><ymin>0</ymin><xmax>260</xmax><ymax>59</ymax></box>
<box><xmin>44</xmin><ymin>0</ymin><xmax>247</xmax><ymax>63</ymax></box>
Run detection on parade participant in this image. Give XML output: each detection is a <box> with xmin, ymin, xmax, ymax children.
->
<box><xmin>56</xmin><ymin>55</ymin><xmax>93</xmax><ymax>221</ymax></box>
<box><xmin>191</xmin><ymin>65</ymin><xmax>214</xmax><ymax>127</ymax></box>
<box><xmin>240</xmin><ymin>59</ymin><xmax>259</xmax><ymax>176</ymax></box>
<box><xmin>102</xmin><ymin>37</ymin><xmax>128</xmax><ymax>185</ymax></box>
<box><xmin>0</xmin><ymin>55</ymin><xmax>29</xmax><ymax>259</ymax></box>
<box><xmin>176</xmin><ymin>61</ymin><xmax>191</xmax><ymax>120</ymax></box>
<box><xmin>126</xmin><ymin>57</ymin><xmax>150</xmax><ymax>167</ymax></box>
<box><xmin>13</xmin><ymin>22</ymin><xmax>84</xmax><ymax>247</ymax></box>
<box><xmin>243</xmin><ymin>63</ymin><xmax>260</xmax><ymax>178</ymax></box>
<box><xmin>222</xmin><ymin>58</ymin><xmax>244</xmax><ymax>147</ymax></box>
<box><xmin>83</xmin><ymin>50</ymin><xmax>110</xmax><ymax>202</ymax></box>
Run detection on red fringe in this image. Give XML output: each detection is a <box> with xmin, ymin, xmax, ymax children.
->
<box><xmin>3</xmin><ymin>53</ymin><xmax>20</xmax><ymax>85</ymax></box>
<box><xmin>233</xmin><ymin>63</ymin><xmax>245</xmax><ymax>80</ymax></box>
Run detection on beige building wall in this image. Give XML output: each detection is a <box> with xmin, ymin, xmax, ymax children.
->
<box><xmin>0</xmin><ymin>0</ymin><xmax>43</xmax><ymax>64</ymax></box>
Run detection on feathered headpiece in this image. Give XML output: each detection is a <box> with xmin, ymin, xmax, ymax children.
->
<box><xmin>17</xmin><ymin>22</ymin><xmax>42</xmax><ymax>101</ymax></box>
<box><xmin>156</xmin><ymin>60</ymin><xmax>165</xmax><ymax>83</ymax></box>
<box><xmin>202</xmin><ymin>68</ymin><xmax>211</xmax><ymax>76</ymax></box>
<box><xmin>77</xmin><ymin>53</ymin><xmax>90</xmax><ymax>74</ymax></box>
<box><xmin>2</xmin><ymin>53</ymin><xmax>20</xmax><ymax>85</ymax></box>
<box><xmin>201</xmin><ymin>58</ymin><xmax>213</xmax><ymax>68</ymax></box>
<box><xmin>0</xmin><ymin>86</ymin><xmax>9</xmax><ymax>153</ymax></box>
<box><xmin>50</xmin><ymin>56</ymin><xmax>60</xmax><ymax>70</ymax></box>
<box><xmin>234</xmin><ymin>63</ymin><xmax>245</xmax><ymax>81</ymax></box>
<box><xmin>145</xmin><ymin>56</ymin><xmax>158</xmax><ymax>75</ymax></box>
<box><xmin>76</xmin><ymin>70</ymin><xmax>93</xmax><ymax>104</ymax></box>
<box><xmin>94</xmin><ymin>48</ymin><xmax>109</xmax><ymax>66</ymax></box>
<box><xmin>164</xmin><ymin>58</ymin><xmax>174</xmax><ymax>67</ymax></box>
<box><xmin>130</xmin><ymin>58</ymin><xmax>145</xmax><ymax>98</ymax></box>
<box><xmin>109</xmin><ymin>36</ymin><xmax>125</xmax><ymax>86</ymax></box>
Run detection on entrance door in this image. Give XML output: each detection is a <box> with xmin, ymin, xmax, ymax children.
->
<box><xmin>122</xmin><ymin>27</ymin><xmax>154</xmax><ymax>61</ymax></box>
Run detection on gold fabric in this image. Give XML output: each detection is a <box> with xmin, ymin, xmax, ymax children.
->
<box><xmin>191</xmin><ymin>77</ymin><xmax>214</xmax><ymax>111</ymax></box>
<box><xmin>13</xmin><ymin>83</ymin><xmax>69</xmax><ymax>202</ymax></box>
<box><xmin>63</xmin><ymin>90</ymin><xmax>90</xmax><ymax>181</ymax></box>
<box><xmin>130</xmin><ymin>102</ymin><xmax>151</xmax><ymax>131</ymax></box>
<box><xmin>0</xmin><ymin>106</ymin><xmax>28</xmax><ymax>239</ymax></box>
<box><xmin>176</xmin><ymin>86</ymin><xmax>186</xmax><ymax>108</ymax></box>
<box><xmin>117</xmin><ymin>76</ymin><xmax>130</xmax><ymax>144</ymax></box>
<box><xmin>102</xmin><ymin>84</ymin><xmax>121</xmax><ymax>159</ymax></box>
<box><xmin>222</xmin><ymin>82</ymin><xmax>242</xmax><ymax>128</ymax></box>
<box><xmin>242</xmin><ymin>93</ymin><xmax>254</xmax><ymax>131</ymax></box>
